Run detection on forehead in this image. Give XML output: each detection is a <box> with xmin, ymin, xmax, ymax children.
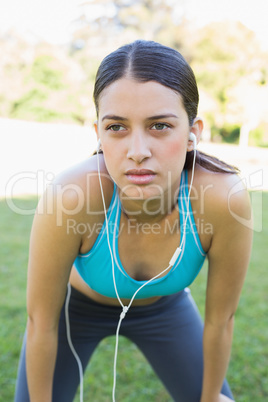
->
<box><xmin>98</xmin><ymin>78</ymin><xmax>185</xmax><ymax>116</ymax></box>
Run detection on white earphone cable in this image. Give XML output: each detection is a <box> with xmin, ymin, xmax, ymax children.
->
<box><xmin>180</xmin><ymin>141</ymin><xmax>196</xmax><ymax>248</ymax></box>
<box><xmin>65</xmin><ymin>283</ymin><xmax>84</xmax><ymax>402</ymax></box>
<box><xmin>96</xmin><ymin>146</ymin><xmax>125</xmax><ymax>310</ymax></box>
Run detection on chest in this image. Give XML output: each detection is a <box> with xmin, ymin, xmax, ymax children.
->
<box><xmin>117</xmin><ymin>211</ymin><xmax>182</xmax><ymax>281</ymax></box>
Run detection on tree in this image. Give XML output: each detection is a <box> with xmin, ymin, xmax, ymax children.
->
<box><xmin>0</xmin><ymin>32</ymin><xmax>91</xmax><ymax>124</ymax></box>
<box><xmin>190</xmin><ymin>21</ymin><xmax>268</xmax><ymax>145</ymax></box>
<box><xmin>71</xmin><ymin>0</ymin><xmax>191</xmax><ymax>51</ymax></box>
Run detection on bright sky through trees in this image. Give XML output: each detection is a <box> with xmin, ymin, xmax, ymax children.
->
<box><xmin>0</xmin><ymin>0</ymin><xmax>267</xmax><ymax>48</ymax></box>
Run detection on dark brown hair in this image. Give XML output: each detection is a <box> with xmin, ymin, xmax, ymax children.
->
<box><xmin>93</xmin><ymin>40</ymin><xmax>238</xmax><ymax>174</ymax></box>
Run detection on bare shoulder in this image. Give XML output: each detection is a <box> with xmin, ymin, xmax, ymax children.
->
<box><xmin>193</xmin><ymin>165</ymin><xmax>251</xmax><ymax>225</ymax></box>
<box><xmin>190</xmin><ymin>165</ymin><xmax>252</xmax><ymax>253</ymax></box>
<box><xmin>40</xmin><ymin>154</ymin><xmax>114</xmax><ymax>217</ymax></box>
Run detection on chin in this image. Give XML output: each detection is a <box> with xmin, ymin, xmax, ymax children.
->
<box><xmin>121</xmin><ymin>185</ymin><xmax>167</xmax><ymax>205</ymax></box>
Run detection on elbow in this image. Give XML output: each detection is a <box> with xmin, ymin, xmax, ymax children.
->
<box><xmin>225</xmin><ymin>313</ymin><xmax>235</xmax><ymax>333</ymax></box>
<box><xmin>205</xmin><ymin>313</ymin><xmax>235</xmax><ymax>331</ymax></box>
<box><xmin>26</xmin><ymin>317</ymin><xmax>59</xmax><ymax>351</ymax></box>
<box><xmin>27</xmin><ymin>313</ymin><xmax>59</xmax><ymax>336</ymax></box>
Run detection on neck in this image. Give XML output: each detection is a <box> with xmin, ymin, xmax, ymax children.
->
<box><xmin>118</xmin><ymin>184</ymin><xmax>180</xmax><ymax>224</ymax></box>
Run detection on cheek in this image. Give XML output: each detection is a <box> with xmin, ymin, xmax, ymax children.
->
<box><xmin>101</xmin><ymin>145</ymin><xmax>121</xmax><ymax>176</ymax></box>
<box><xmin>163</xmin><ymin>140</ymin><xmax>187</xmax><ymax>164</ymax></box>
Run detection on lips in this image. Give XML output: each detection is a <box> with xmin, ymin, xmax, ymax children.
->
<box><xmin>125</xmin><ymin>169</ymin><xmax>156</xmax><ymax>184</ymax></box>
<box><xmin>126</xmin><ymin>169</ymin><xmax>155</xmax><ymax>175</ymax></box>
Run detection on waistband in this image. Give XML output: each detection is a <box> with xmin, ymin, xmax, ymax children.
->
<box><xmin>68</xmin><ymin>285</ymin><xmax>187</xmax><ymax>317</ymax></box>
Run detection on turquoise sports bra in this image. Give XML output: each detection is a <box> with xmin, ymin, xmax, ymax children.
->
<box><xmin>74</xmin><ymin>170</ymin><xmax>206</xmax><ymax>299</ymax></box>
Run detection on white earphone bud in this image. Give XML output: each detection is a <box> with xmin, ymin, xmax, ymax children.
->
<box><xmin>189</xmin><ymin>132</ymin><xmax>196</xmax><ymax>150</ymax></box>
<box><xmin>96</xmin><ymin>139</ymin><xmax>101</xmax><ymax>152</ymax></box>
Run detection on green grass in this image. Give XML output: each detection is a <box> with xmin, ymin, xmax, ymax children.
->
<box><xmin>0</xmin><ymin>193</ymin><xmax>267</xmax><ymax>401</ymax></box>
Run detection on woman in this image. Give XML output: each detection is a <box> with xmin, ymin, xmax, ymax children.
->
<box><xmin>15</xmin><ymin>40</ymin><xmax>252</xmax><ymax>402</ymax></box>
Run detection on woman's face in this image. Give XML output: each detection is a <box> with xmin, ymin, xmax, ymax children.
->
<box><xmin>96</xmin><ymin>78</ymin><xmax>191</xmax><ymax>202</ymax></box>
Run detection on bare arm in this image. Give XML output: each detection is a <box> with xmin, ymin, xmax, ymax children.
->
<box><xmin>25</xmin><ymin>156</ymin><xmax>112</xmax><ymax>401</ymax></box>
<box><xmin>200</xmin><ymin>176</ymin><xmax>252</xmax><ymax>402</ymax></box>
<box><xmin>26</xmin><ymin>184</ymin><xmax>83</xmax><ymax>401</ymax></box>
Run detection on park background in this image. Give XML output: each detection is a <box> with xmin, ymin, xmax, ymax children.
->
<box><xmin>0</xmin><ymin>0</ymin><xmax>267</xmax><ymax>400</ymax></box>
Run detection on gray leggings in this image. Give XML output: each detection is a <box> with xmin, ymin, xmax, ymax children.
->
<box><xmin>15</xmin><ymin>286</ymin><xmax>233</xmax><ymax>401</ymax></box>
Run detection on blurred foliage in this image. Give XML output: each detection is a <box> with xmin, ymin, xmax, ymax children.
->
<box><xmin>0</xmin><ymin>36</ymin><xmax>93</xmax><ymax>125</ymax></box>
<box><xmin>0</xmin><ymin>0</ymin><xmax>268</xmax><ymax>146</ymax></box>
<box><xmin>211</xmin><ymin>124</ymin><xmax>240</xmax><ymax>144</ymax></box>
<box><xmin>31</xmin><ymin>55</ymin><xmax>65</xmax><ymax>90</ymax></box>
<box><xmin>249</xmin><ymin>125</ymin><xmax>268</xmax><ymax>147</ymax></box>
<box><xmin>10</xmin><ymin>89</ymin><xmax>67</xmax><ymax>122</ymax></box>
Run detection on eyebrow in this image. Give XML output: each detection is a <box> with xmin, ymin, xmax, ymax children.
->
<box><xmin>146</xmin><ymin>114</ymin><xmax>179</xmax><ymax>121</ymax></box>
<box><xmin>101</xmin><ymin>114</ymin><xmax>128</xmax><ymax>122</ymax></box>
<box><xmin>101</xmin><ymin>113</ymin><xmax>179</xmax><ymax>122</ymax></box>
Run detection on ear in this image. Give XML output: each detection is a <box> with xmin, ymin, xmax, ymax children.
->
<box><xmin>187</xmin><ymin>117</ymin><xmax>203</xmax><ymax>152</ymax></box>
<box><xmin>94</xmin><ymin>120</ymin><xmax>99</xmax><ymax>138</ymax></box>
<box><xmin>94</xmin><ymin>120</ymin><xmax>101</xmax><ymax>149</ymax></box>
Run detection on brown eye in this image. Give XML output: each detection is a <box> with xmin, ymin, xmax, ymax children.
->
<box><xmin>152</xmin><ymin>123</ymin><xmax>169</xmax><ymax>130</ymax></box>
<box><xmin>107</xmin><ymin>124</ymin><xmax>124</xmax><ymax>132</ymax></box>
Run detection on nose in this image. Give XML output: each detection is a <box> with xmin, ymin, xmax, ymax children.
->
<box><xmin>126</xmin><ymin>132</ymin><xmax>152</xmax><ymax>164</ymax></box>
